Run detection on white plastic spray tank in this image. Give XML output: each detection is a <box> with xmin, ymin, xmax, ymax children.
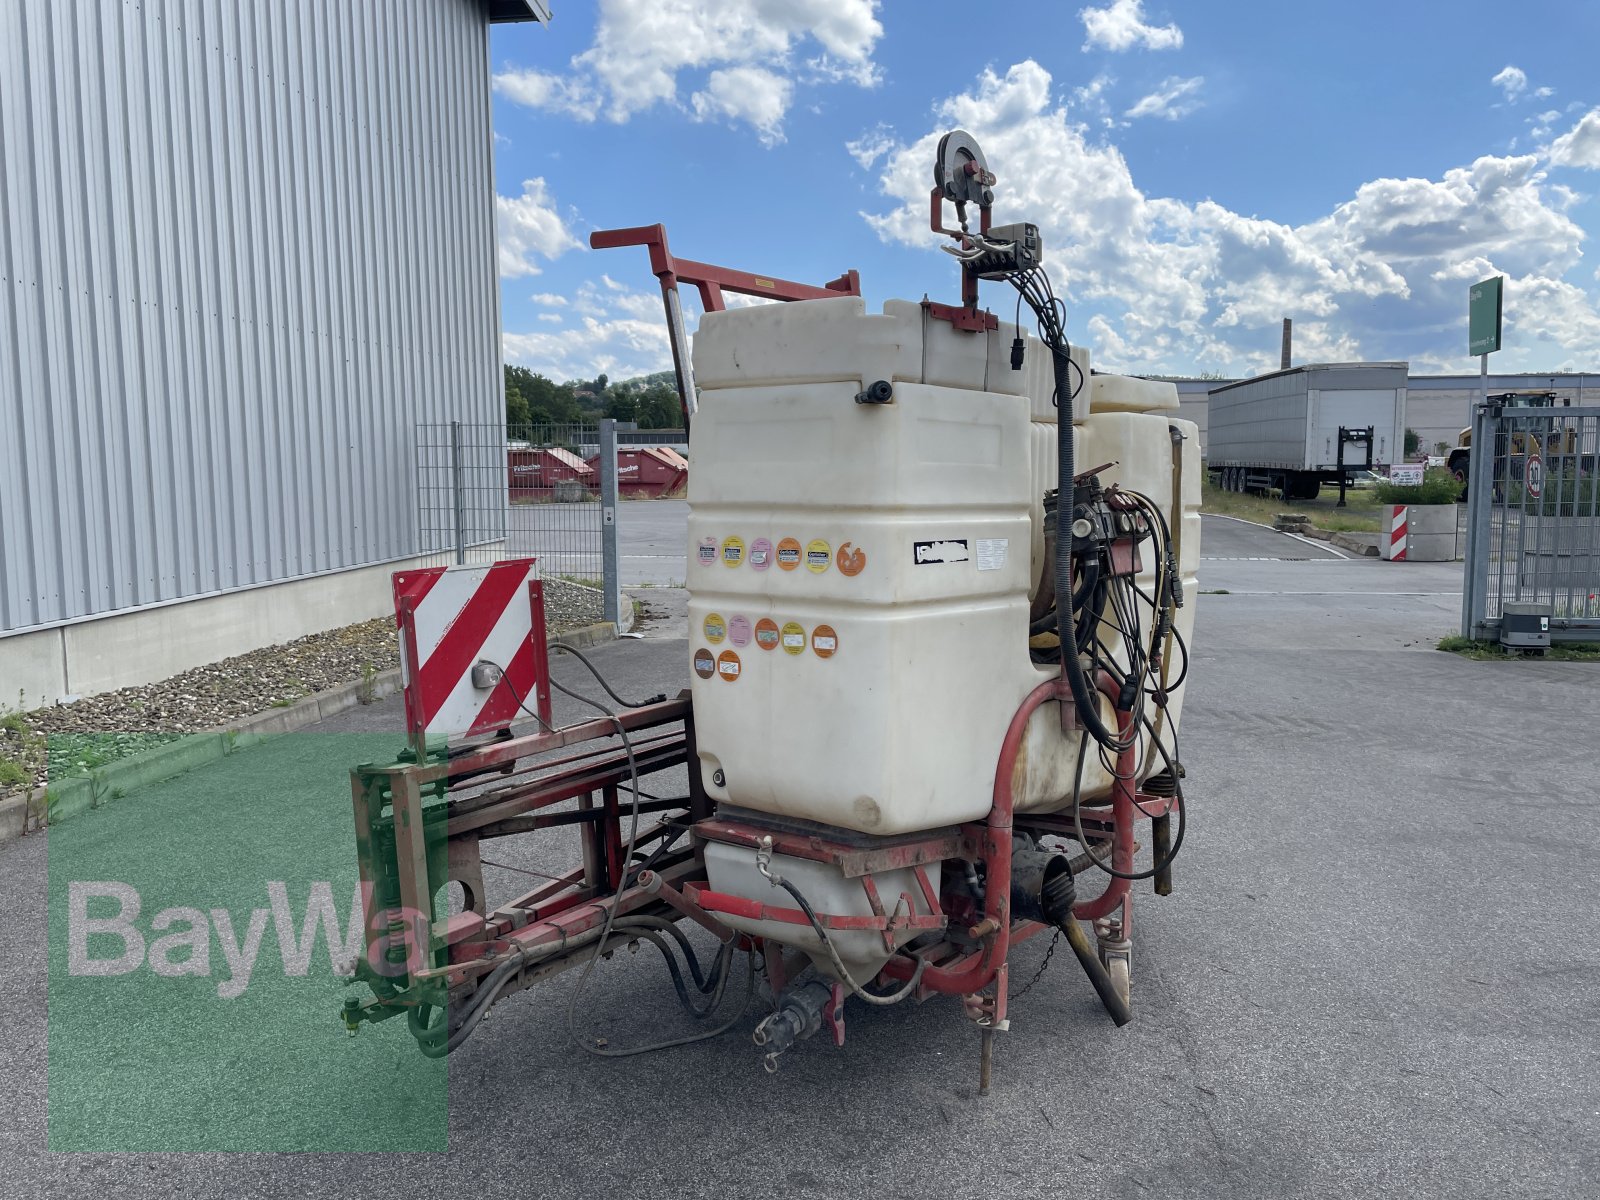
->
<box><xmin>686</xmin><ymin>301</ymin><xmax>1197</xmax><ymax>834</ymax></box>
<box><xmin>679</xmin><ymin>129</ymin><xmax>1200</xmax><ymax>1018</ymax></box>
<box><xmin>686</xmin><ymin>308</ymin><xmax>1199</xmax><ymax>979</ymax></box>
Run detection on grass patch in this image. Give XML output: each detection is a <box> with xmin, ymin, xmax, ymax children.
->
<box><xmin>0</xmin><ymin>710</ymin><xmax>46</xmax><ymax>797</ymax></box>
<box><xmin>1373</xmin><ymin>467</ymin><xmax>1462</xmax><ymax>506</ymax></box>
<box><xmin>1200</xmin><ymin>479</ymin><xmax>1386</xmax><ymax>533</ymax></box>
<box><xmin>556</xmin><ymin>574</ymin><xmax>605</xmax><ymax>590</ymax></box>
<box><xmin>1437</xmin><ymin>635</ymin><xmax>1600</xmax><ymax>662</ymax></box>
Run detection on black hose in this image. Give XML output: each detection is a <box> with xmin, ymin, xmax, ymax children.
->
<box><xmin>768</xmin><ymin>874</ymin><xmax>925</xmax><ymax>1006</ymax></box>
<box><xmin>551</xmin><ymin>642</ymin><xmax>665</xmax><ymax>709</ymax></box>
<box><xmin>1052</xmin><ymin>347</ymin><xmax>1120</xmax><ymax>747</ymax></box>
<box><xmin>609</xmin><ymin>914</ymin><xmax>727</xmax><ymax>994</ymax></box>
<box><xmin>607</xmin><ymin>923</ymin><xmax>736</xmax><ymax>1018</ymax></box>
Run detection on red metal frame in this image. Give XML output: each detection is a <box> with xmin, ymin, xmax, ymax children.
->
<box><xmin>348</xmin><ymin>674</ymin><xmax>1176</xmax><ymax>1080</ymax></box>
<box><xmin>927</xmin><ymin>185</ymin><xmax>997</xmax><ymax>331</ymax></box>
<box><xmin>590</xmin><ymin>223</ymin><xmax>861</xmax><ymax>430</ymax></box>
<box><xmin>590</xmin><ymin>224</ymin><xmax>860</xmax><ymax>314</ymax></box>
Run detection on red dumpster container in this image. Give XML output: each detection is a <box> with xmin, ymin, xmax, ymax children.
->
<box><xmin>508</xmin><ymin>446</ymin><xmax>596</xmax><ymax>500</ymax></box>
<box><xmin>588</xmin><ymin>446</ymin><xmax>689</xmax><ymax>498</ymax></box>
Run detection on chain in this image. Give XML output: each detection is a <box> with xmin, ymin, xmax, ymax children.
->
<box><xmin>1010</xmin><ymin>929</ymin><xmax>1060</xmax><ymax>1001</ymax></box>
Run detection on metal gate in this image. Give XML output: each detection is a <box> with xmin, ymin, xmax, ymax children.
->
<box><xmin>416</xmin><ymin>419</ymin><xmax>623</xmax><ymax>625</ymax></box>
<box><xmin>1461</xmin><ymin>403</ymin><xmax>1600</xmax><ymax>641</ymax></box>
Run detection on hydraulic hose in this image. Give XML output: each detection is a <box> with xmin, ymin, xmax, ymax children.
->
<box><xmin>759</xmin><ymin>861</ymin><xmax>926</xmax><ymax>1006</ymax></box>
<box><xmin>1053</xmin><ymin>347</ymin><xmax>1120</xmax><ymax>747</ymax></box>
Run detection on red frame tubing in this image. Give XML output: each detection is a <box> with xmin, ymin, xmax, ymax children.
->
<box><xmin>589</xmin><ymin>224</ymin><xmax>859</xmax><ymax>313</ymax></box>
<box><xmin>916</xmin><ymin>677</ymin><xmax>1069</xmax><ymax>996</ymax></box>
<box><xmin>1070</xmin><ymin>695</ymin><xmax>1138</xmax><ymax>922</ymax></box>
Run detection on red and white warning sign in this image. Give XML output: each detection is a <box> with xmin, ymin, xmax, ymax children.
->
<box><xmin>1525</xmin><ymin>452</ymin><xmax>1544</xmax><ymax>500</ymax></box>
<box><xmin>392</xmin><ymin>558</ymin><xmax>551</xmax><ymax>744</ymax></box>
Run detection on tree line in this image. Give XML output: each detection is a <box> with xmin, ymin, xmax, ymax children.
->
<box><xmin>504</xmin><ymin>366</ymin><xmax>684</xmax><ymax>431</ymax></box>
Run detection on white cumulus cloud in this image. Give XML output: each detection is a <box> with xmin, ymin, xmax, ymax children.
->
<box><xmin>495</xmin><ymin>179</ymin><xmax>582</xmax><ymax>279</ymax></box>
<box><xmin>1125</xmin><ymin>75</ymin><xmax>1203</xmax><ymax>120</ymax></box>
<box><xmin>1491</xmin><ymin>65</ymin><xmax>1527</xmax><ymax>102</ymax></box>
<box><xmin>691</xmin><ymin>66</ymin><xmax>794</xmax><ymax>145</ymax></box>
<box><xmin>494</xmin><ymin>0</ymin><xmax>882</xmax><ymax>144</ymax></box>
<box><xmin>847</xmin><ymin>123</ymin><xmax>897</xmax><ymax>170</ymax></box>
<box><xmin>859</xmin><ymin>60</ymin><xmax>1600</xmax><ymax>374</ymax></box>
<box><xmin>1080</xmin><ymin>1</ymin><xmax>1183</xmax><ymax>52</ymax></box>
<box><xmin>505</xmin><ymin>279</ymin><xmax>671</xmax><ymax>381</ymax></box>
<box><xmin>1548</xmin><ymin>107</ymin><xmax>1600</xmax><ymax>169</ymax></box>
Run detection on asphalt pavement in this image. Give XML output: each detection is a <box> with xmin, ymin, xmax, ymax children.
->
<box><xmin>2</xmin><ymin>516</ymin><xmax>1596</xmax><ymax>1198</ymax></box>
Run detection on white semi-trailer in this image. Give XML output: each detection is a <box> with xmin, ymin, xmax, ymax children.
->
<box><xmin>1207</xmin><ymin>363</ymin><xmax>1407</xmax><ymax>502</ymax></box>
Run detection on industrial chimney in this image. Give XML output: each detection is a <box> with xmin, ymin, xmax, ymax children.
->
<box><xmin>1280</xmin><ymin>318</ymin><xmax>1292</xmax><ymax>370</ymax></box>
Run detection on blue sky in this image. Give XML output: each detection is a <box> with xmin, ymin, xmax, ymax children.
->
<box><xmin>488</xmin><ymin>1</ymin><xmax>1600</xmax><ymax>382</ymax></box>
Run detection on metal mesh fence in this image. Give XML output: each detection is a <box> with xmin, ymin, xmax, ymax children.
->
<box><xmin>417</xmin><ymin>422</ymin><xmax>605</xmax><ymax>579</ymax></box>
<box><xmin>1464</xmin><ymin>406</ymin><xmax>1600</xmax><ymax>638</ymax></box>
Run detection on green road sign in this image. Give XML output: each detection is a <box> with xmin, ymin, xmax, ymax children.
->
<box><xmin>1469</xmin><ymin>275</ymin><xmax>1503</xmax><ymax>355</ymax></box>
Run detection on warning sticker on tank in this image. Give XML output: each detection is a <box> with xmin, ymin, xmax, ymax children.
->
<box><xmin>703</xmin><ymin>613</ymin><xmax>727</xmax><ymax>644</ymax></box>
<box><xmin>780</xmin><ymin>621</ymin><xmax>807</xmax><ymax>655</ymax></box>
<box><xmin>716</xmin><ymin>650</ymin><xmax>742</xmax><ymax>681</ymax></box>
<box><xmin>835</xmin><ymin>542</ymin><xmax>866</xmax><ymax>576</ymax></box>
<box><xmin>776</xmin><ymin>538</ymin><xmax>802</xmax><ymax>570</ymax></box>
<box><xmin>811</xmin><ymin>624</ymin><xmax>838</xmax><ymax>658</ymax></box>
<box><xmin>692</xmin><ymin>648</ymin><xmax>715</xmax><ymax>679</ymax></box>
<box><xmin>728</xmin><ymin>614</ymin><xmax>752</xmax><ymax>647</ymax></box>
<box><xmin>697</xmin><ymin>537</ymin><xmax>717</xmax><ymax>567</ymax></box>
<box><xmin>721</xmin><ymin>535</ymin><xmax>745</xmax><ymax>567</ymax></box>
<box><xmin>914</xmin><ymin>539</ymin><xmax>969</xmax><ymax>565</ymax></box>
<box><xmin>748</xmin><ymin>537</ymin><xmax>774</xmax><ymax>571</ymax></box>
<box><xmin>806</xmin><ymin>539</ymin><xmax>831</xmax><ymax>574</ymax></box>
<box><xmin>754</xmin><ymin>618</ymin><xmax>781</xmax><ymax>650</ymax></box>
<box><xmin>975</xmin><ymin>539</ymin><xmax>1008</xmax><ymax>571</ymax></box>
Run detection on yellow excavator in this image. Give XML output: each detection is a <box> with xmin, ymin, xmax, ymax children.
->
<box><xmin>1448</xmin><ymin>392</ymin><xmax>1578</xmax><ymax>497</ymax></box>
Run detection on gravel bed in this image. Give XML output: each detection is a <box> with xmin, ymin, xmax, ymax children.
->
<box><xmin>0</xmin><ymin>577</ymin><xmax>606</xmax><ymax>798</ymax></box>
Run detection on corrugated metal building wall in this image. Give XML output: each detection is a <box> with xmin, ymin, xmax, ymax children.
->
<box><xmin>0</xmin><ymin>0</ymin><xmax>509</xmax><ymax>637</ymax></box>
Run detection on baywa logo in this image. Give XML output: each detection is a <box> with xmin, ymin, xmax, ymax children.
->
<box><xmin>66</xmin><ymin>880</ymin><xmax>369</xmax><ymax>999</ymax></box>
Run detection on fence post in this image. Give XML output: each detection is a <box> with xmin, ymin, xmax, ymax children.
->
<box><xmin>1460</xmin><ymin>402</ymin><xmax>1495</xmax><ymax>639</ymax></box>
<box><xmin>599</xmin><ymin>418</ymin><xmax>621</xmax><ymax>631</ymax></box>
<box><xmin>450</xmin><ymin>420</ymin><xmax>467</xmax><ymax>565</ymax></box>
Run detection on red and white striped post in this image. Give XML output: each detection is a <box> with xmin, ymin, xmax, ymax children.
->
<box><xmin>1382</xmin><ymin>505</ymin><xmax>1409</xmax><ymax>561</ymax></box>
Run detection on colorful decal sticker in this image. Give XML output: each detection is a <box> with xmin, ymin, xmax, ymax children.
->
<box><xmin>776</xmin><ymin>537</ymin><xmax>802</xmax><ymax>571</ymax></box>
<box><xmin>693</xmin><ymin>648</ymin><xmax>715</xmax><ymax>679</ymax></box>
<box><xmin>811</xmin><ymin>624</ymin><xmax>839</xmax><ymax>659</ymax></box>
<box><xmin>806</xmin><ymin>539</ymin><xmax>831</xmax><ymax>574</ymax></box>
<box><xmin>754</xmin><ymin>618</ymin><xmax>781</xmax><ymax>650</ymax></box>
<box><xmin>780</xmin><ymin>621</ymin><xmax>807</xmax><ymax>656</ymax></box>
<box><xmin>836</xmin><ymin>542</ymin><xmax>866</xmax><ymax>576</ymax></box>
<box><xmin>703</xmin><ymin>613</ymin><xmax>727</xmax><ymax>644</ymax></box>
<box><xmin>697</xmin><ymin>537</ymin><xmax>718</xmax><ymax>567</ymax></box>
<box><xmin>716</xmin><ymin>649</ymin><xmax>742</xmax><ymax>681</ymax></box>
<box><xmin>721</xmin><ymin>535</ymin><xmax>745</xmax><ymax>567</ymax></box>
<box><xmin>748</xmin><ymin>537</ymin><xmax>774</xmax><ymax>571</ymax></box>
<box><xmin>728</xmin><ymin>614</ymin><xmax>752</xmax><ymax>647</ymax></box>
<box><xmin>914</xmin><ymin>539</ymin><xmax>969</xmax><ymax>565</ymax></box>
